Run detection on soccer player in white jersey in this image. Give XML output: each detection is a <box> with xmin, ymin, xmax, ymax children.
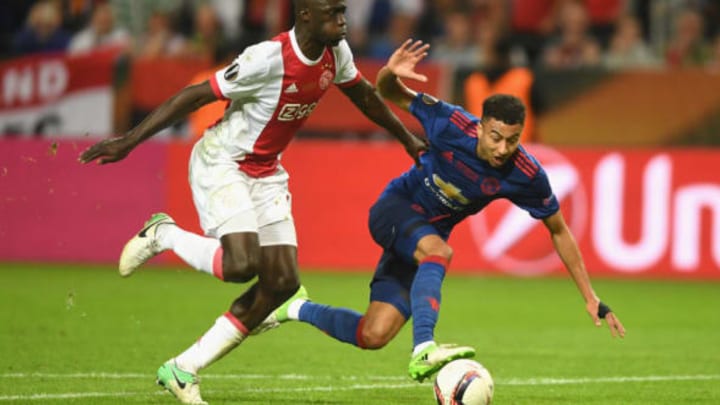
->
<box><xmin>79</xmin><ymin>1</ymin><xmax>427</xmax><ymax>404</ymax></box>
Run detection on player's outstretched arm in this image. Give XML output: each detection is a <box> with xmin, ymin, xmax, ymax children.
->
<box><xmin>340</xmin><ymin>76</ymin><xmax>427</xmax><ymax>166</ymax></box>
<box><xmin>376</xmin><ymin>39</ymin><xmax>430</xmax><ymax>111</ymax></box>
<box><xmin>542</xmin><ymin>211</ymin><xmax>626</xmax><ymax>338</ymax></box>
<box><xmin>79</xmin><ymin>81</ymin><xmax>218</xmax><ymax>165</ymax></box>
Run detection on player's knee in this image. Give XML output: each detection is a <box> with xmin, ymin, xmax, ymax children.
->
<box><xmin>423</xmin><ymin>244</ymin><xmax>453</xmax><ymax>262</ymax></box>
<box><xmin>256</xmin><ymin>264</ymin><xmax>299</xmax><ymax>303</ymax></box>
<box><xmin>359</xmin><ymin>324</ymin><xmax>392</xmax><ymax>350</ymax></box>
<box><xmin>269</xmin><ymin>274</ymin><xmax>300</xmax><ymax>303</ymax></box>
<box><xmin>222</xmin><ymin>250</ymin><xmax>261</xmax><ymax>283</ymax></box>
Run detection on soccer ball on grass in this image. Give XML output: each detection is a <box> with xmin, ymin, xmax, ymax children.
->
<box><xmin>433</xmin><ymin>359</ymin><xmax>494</xmax><ymax>405</ymax></box>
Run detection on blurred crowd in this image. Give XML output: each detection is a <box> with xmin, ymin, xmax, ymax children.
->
<box><xmin>1</xmin><ymin>0</ymin><xmax>720</xmax><ymax>71</ymax></box>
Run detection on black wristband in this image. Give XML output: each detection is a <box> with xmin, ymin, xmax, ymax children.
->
<box><xmin>597</xmin><ymin>302</ymin><xmax>612</xmax><ymax>319</ymax></box>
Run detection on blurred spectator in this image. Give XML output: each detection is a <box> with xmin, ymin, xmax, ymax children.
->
<box><xmin>367</xmin><ymin>0</ymin><xmax>425</xmax><ymax>60</ymax></box>
<box><xmin>209</xmin><ymin>0</ymin><xmax>244</xmax><ymax>42</ymax></box>
<box><xmin>706</xmin><ymin>32</ymin><xmax>720</xmax><ymax>72</ymax></box>
<box><xmin>706</xmin><ymin>33</ymin><xmax>720</xmax><ymax>73</ymax></box>
<box><xmin>240</xmin><ymin>0</ymin><xmax>294</xmax><ymax>45</ymax></box>
<box><xmin>541</xmin><ymin>0</ymin><xmax>602</xmax><ymax>70</ymax></box>
<box><xmin>0</xmin><ymin>1</ymin><xmax>34</xmax><ymax>58</ymax></box>
<box><xmin>136</xmin><ymin>9</ymin><xmax>187</xmax><ymax>58</ymax></box>
<box><xmin>62</xmin><ymin>0</ymin><xmax>98</xmax><ymax>32</ymax></box>
<box><xmin>68</xmin><ymin>2</ymin><xmax>130</xmax><ymax>54</ymax></box>
<box><xmin>345</xmin><ymin>0</ymin><xmax>376</xmax><ymax>53</ymax></box>
<box><xmin>603</xmin><ymin>14</ymin><xmax>660</xmax><ymax>70</ymax></box>
<box><xmin>509</xmin><ymin>0</ymin><xmax>562</xmax><ymax>66</ymax></box>
<box><xmin>469</xmin><ymin>0</ymin><xmax>509</xmax><ymax>36</ymax></box>
<box><xmin>109</xmin><ymin>0</ymin><xmax>182</xmax><ymax>39</ymax></box>
<box><xmin>181</xmin><ymin>3</ymin><xmax>226</xmax><ymax>61</ymax></box>
<box><xmin>582</xmin><ymin>0</ymin><xmax>627</xmax><ymax>48</ymax></box>
<box><xmin>431</xmin><ymin>9</ymin><xmax>482</xmax><ymax>70</ymax></box>
<box><xmin>12</xmin><ymin>1</ymin><xmax>71</xmax><ymax>56</ymax></box>
<box><xmin>665</xmin><ymin>8</ymin><xmax>711</xmax><ymax>68</ymax></box>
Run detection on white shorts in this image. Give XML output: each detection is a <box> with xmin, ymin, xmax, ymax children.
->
<box><xmin>188</xmin><ymin>143</ymin><xmax>297</xmax><ymax>247</ymax></box>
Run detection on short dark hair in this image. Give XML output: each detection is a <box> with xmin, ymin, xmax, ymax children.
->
<box><xmin>482</xmin><ymin>94</ymin><xmax>525</xmax><ymax>125</ymax></box>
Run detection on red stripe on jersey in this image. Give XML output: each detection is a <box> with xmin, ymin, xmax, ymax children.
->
<box><xmin>238</xmin><ymin>32</ymin><xmax>338</xmax><ymax>177</ymax></box>
<box><xmin>450</xmin><ymin>111</ymin><xmax>470</xmax><ymax>129</ymax></box>
<box><xmin>209</xmin><ymin>74</ymin><xmax>227</xmax><ymax>100</ymax></box>
<box><xmin>428</xmin><ymin>214</ymin><xmax>452</xmax><ymax>223</ymax></box>
<box><xmin>512</xmin><ymin>152</ymin><xmax>538</xmax><ymax>178</ymax></box>
<box><xmin>516</xmin><ymin>150</ymin><xmax>538</xmax><ymax>172</ymax></box>
<box><xmin>515</xmin><ymin>150</ymin><xmax>538</xmax><ymax>177</ymax></box>
<box><xmin>450</xmin><ymin>111</ymin><xmax>477</xmax><ymax>137</ymax></box>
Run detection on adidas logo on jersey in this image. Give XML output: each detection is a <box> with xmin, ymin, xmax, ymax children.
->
<box><xmin>284</xmin><ymin>83</ymin><xmax>299</xmax><ymax>93</ymax></box>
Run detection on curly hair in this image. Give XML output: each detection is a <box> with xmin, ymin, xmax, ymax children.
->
<box><xmin>482</xmin><ymin>94</ymin><xmax>526</xmax><ymax>126</ymax></box>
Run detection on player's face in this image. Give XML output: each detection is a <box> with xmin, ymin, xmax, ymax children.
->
<box><xmin>477</xmin><ymin>118</ymin><xmax>523</xmax><ymax>167</ymax></box>
<box><xmin>307</xmin><ymin>0</ymin><xmax>347</xmax><ymax>46</ymax></box>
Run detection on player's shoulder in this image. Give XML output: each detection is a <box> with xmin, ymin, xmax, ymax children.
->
<box><xmin>239</xmin><ymin>40</ymin><xmax>282</xmax><ymax>64</ymax></box>
<box><xmin>229</xmin><ymin>40</ymin><xmax>281</xmax><ymax>81</ymax></box>
<box><xmin>411</xmin><ymin>93</ymin><xmax>468</xmax><ymax>130</ymax></box>
<box><xmin>510</xmin><ymin>145</ymin><xmax>543</xmax><ymax>180</ymax></box>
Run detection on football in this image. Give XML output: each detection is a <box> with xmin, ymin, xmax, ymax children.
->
<box><xmin>433</xmin><ymin>359</ymin><xmax>494</xmax><ymax>405</ymax></box>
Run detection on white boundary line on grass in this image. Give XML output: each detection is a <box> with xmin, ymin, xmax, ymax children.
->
<box><xmin>0</xmin><ymin>373</ymin><xmax>718</xmax><ymax>402</ymax></box>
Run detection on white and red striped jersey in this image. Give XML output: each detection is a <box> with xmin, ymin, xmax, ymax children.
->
<box><xmin>206</xmin><ymin>28</ymin><xmax>362</xmax><ymax>177</ymax></box>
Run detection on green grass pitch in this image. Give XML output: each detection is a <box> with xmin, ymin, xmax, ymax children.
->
<box><xmin>1</xmin><ymin>263</ymin><xmax>719</xmax><ymax>404</ymax></box>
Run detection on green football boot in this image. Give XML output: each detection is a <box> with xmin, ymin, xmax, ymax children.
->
<box><xmin>118</xmin><ymin>213</ymin><xmax>175</xmax><ymax>277</ymax></box>
<box><xmin>156</xmin><ymin>361</ymin><xmax>207</xmax><ymax>405</ymax></box>
<box><xmin>408</xmin><ymin>342</ymin><xmax>476</xmax><ymax>382</ymax></box>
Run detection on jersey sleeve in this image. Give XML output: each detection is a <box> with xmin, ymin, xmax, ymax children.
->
<box><xmin>333</xmin><ymin>40</ymin><xmax>362</xmax><ymax>88</ymax></box>
<box><xmin>409</xmin><ymin>93</ymin><xmax>454</xmax><ymax>142</ymax></box>
<box><xmin>510</xmin><ymin>167</ymin><xmax>560</xmax><ymax>219</ymax></box>
<box><xmin>210</xmin><ymin>42</ymin><xmax>276</xmax><ymax>101</ymax></box>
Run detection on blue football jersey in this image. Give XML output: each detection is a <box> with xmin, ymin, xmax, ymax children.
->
<box><xmin>380</xmin><ymin>93</ymin><xmax>560</xmax><ymax>235</ymax></box>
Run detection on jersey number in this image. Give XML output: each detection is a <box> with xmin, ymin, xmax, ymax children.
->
<box><xmin>277</xmin><ymin>102</ymin><xmax>318</xmax><ymax>121</ymax></box>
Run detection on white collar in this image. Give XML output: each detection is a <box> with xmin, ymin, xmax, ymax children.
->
<box><xmin>289</xmin><ymin>27</ymin><xmax>324</xmax><ymax>66</ymax></box>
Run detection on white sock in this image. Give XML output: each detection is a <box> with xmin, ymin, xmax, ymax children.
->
<box><xmin>412</xmin><ymin>341</ymin><xmax>436</xmax><ymax>356</ymax></box>
<box><xmin>174</xmin><ymin>314</ymin><xmax>247</xmax><ymax>374</ymax></box>
<box><xmin>286</xmin><ymin>299</ymin><xmax>307</xmax><ymax>320</ymax></box>
<box><xmin>157</xmin><ymin>224</ymin><xmax>220</xmax><ymax>276</ymax></box>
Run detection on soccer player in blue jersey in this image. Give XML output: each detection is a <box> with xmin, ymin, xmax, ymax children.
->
<box><xmin>262</xmin><ymin>39</ymin><xmax>626</xmax><ymax>382</ymax></box>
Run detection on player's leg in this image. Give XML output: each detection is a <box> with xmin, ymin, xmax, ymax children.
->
<box><xmin>119</xmin><ymin>217</ymin><xmax>262</xmax><ymax>282</ymax></box>
<box><xmin>156</xmin><ymin>177</ymin><xmax>273</xmax><ymax>403</ymax></box>
<box><xmin>229</xmin><ymin>173</ymin><xmax>304</xmax><ymax>328</ymax></box>
<box><xmin>406</xmin><ymin>234</ymin><xmax>474</xmax><ymax>381</ymax></box>
<box><xmin>156</xmin><ymin>230</ymin><xmax>263</xmax><ymax>404</ymax></box>
<box><xmin>369</xmin><ymin>193</ymin><xmax>447</xmax><ymax>352</ymax></box>
<box><xmin>231</xmin><ymin>243</ymin><xmax>300</xmax><ymax>325</ymax></box>
<box><xmin>410</xmin><ymin>234</ymin><xmax>452</xmax><ymax>353</ymax></box>
<box><xmin>369</xmin><ymin>193</ymin><xmax>474</xmax><ymax>381</ymax></box>
<box><xmin>166</xmin><ymin>243</ymin><xmax>297</xmax><ymax>380</ymax></box>
<box><xmin>119</xmin><ymin>143</ymin><xmax>262</xmax><ymax>281</ymax></box>
<box><xmin>282</xmin><ymin>264</ymin><xmax>409</xmax><ymax>349</ymax></box>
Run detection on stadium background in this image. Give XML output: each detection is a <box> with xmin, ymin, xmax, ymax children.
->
<box><xmin>2</xmin><ymin>0</ymin><xmax>719</xmax><ymax>279</ymax></box>
<box><xmin>1</xmin><ymin>1</ymin><xmax>720</xmax><ymax>404</ymax></box>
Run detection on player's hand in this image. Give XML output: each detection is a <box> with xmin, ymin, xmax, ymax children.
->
<box><xmin>405</xmin><ymin>133</ymin><xmax>429</xmax><ymax>167</ymax></box>
<box><xmin>78</xmin><ymin>136</ymin><xmax>135</xmax><ymax>165</ymax></box>
<box><xmin>387</xmin><ymin>39</ymin><xmax>430</xmax><ymax>82</ymax></box>
<box><xmin>586</xmin><ymin>300</ymin><xmax>626</xmax><ymax>338</ymax></box>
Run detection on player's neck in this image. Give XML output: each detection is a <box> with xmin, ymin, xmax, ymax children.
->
<box><xmin>294</xmin><ymin>29</ymin><xmax>325</xmax><ymax>60</ymax></box>
<box><xmin>475</xmin><ymin>125</ymin><xmax>487</xmax><ymax>161</ymax></box>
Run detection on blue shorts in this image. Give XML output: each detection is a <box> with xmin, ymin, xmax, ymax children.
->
<box><xmin>367</xmin><ymin>192</ymin><xmax>444</xmax><ymax>318</ymax></box>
